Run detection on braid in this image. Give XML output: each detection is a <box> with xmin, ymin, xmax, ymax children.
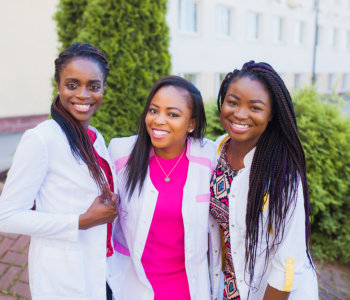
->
<box><xmin>218</xmin><ymin>61</ymin><xmax>312</xmax><ymax>289</ymax></box>
<box><xmin>51</xmin><ymin>42</ymin><xmax>110</xmax><ymax>199</ymax></box>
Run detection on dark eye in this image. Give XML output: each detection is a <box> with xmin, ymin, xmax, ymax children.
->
<box><xmin>66</xmin><ymin>83</ymin><xmax>77</xmax><ymax>89</ymax></box>
<box><xmin>251</xmin><ymin>106</ymin><xmax>262</xmax><ymax>111</ymax></box>
<box><xmin>227</xmin><ymin>100</ymin><xmax>237</xmax><ymax>106</ymax></box>
<box><xmin>90</xmin><ymin>85</ymin><xmax>101</xmax><ymax>91</ymax></box>
<box><xmin>149</xmin><ymin>108</ymin><xmax>157</xmax><ymax>114</ymax></box>
<box><xmin>169</xmin><ymin>112</ymin><xmax>179</xmax><ymax>117</ymax></box>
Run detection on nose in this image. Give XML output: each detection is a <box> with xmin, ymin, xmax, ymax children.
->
<box><xmin>234</xmin><ymin>106</ymin><xmax>248</xmax><ymax>120</ymax></box>
<box><xmin>154</xmin><ymin>112</ymin><xmax>166</xmax><ymax>125</ymax></box>
<box><xmin>77</xmin><ymin>87</ymin><xmax>89</xmax><ymax>99</ymax></box>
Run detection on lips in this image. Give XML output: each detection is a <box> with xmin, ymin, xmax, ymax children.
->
<box><xmin>73</xmin><ymin>103</ymin><xmax>93</xmax><ymax>112</ymax></box>
<box><xmin>152</xmin><ymin>129</ymin><xmax>169</xmax><ymax>139</ymax></box>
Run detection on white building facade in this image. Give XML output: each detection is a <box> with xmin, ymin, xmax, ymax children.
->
<box><xmin>166</xmin><ymin>0</ymin><xmax>350</xmax><ymax>100</ymax></box>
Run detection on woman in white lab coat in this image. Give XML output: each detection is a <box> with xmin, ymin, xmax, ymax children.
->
<box><xmin>107</xmin><ymin>76</ymin><xmax>221</xmax><ymax>300</ymax></box>
<box><xmin>209</xmin><ymin>61</ymin><xmax>318</xmax><ymax>300</ymax></box>
<box><xmin>0</xmin><ymin>43</ymin><xmax>118</xmax><ymax>300</ymax></box>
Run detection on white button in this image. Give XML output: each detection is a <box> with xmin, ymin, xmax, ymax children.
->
<box><xmin>215</xmin><ymin>273</ymin><xmax>219</xmax><ymax>277</ymax></box>
<box><xmin>231</xmin><ymin>224</ymin><xmax>235</xmax><ymax>228</ymax></box>
<box><xmin>215</xmin><ymin>250</ymin><xmax>218</xmax><ymax>253</ymax></box>
<box><xmin>211</xmin><ymin>224</ymin><xmax>214</xmax><ymax>228</ymax></box>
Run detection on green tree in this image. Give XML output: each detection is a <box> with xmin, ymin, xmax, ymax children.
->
<box><xmin>54</xmin><ymin>0</ymin><xmax>171</xmax><ymax>142</ymax></box>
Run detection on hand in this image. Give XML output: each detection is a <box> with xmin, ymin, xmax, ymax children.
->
<box><xmin>78</xmin><ymin>192</ymin><xmax>118</xmax><ymax>230</ymax></box>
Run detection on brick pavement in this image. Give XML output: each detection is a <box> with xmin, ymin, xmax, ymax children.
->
<box><xmin>0</xmin><ymin>233</ymin><xmax>30</xmax><ymax>300</ymax></box>
<box><xmin>0</xmin><ymin>231</ymin><xmax>350</xmax><ymax>300</ymax></box>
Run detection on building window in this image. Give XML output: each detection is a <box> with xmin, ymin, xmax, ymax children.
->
<box><xmin>216</xmin><ymin>6</ymin><xmax>231</xmax><ymax>37</ymax></box>
<box><xmin>328</xmin><ymin>73</ymin><xmax>335</xmax><ymax>92</ymax></box>
<box><xmin>215</xmin><ymin>73</ymin><xmax>227</xmax><ymax>96</ymax></box>
<box><xmin>294</xmin><ymin>20</ymin><xmax>304</xmax><ymax>45</ymax></box>
<box><xmin>179</xmin><ymin>0</ymin><xmax>198</xmax><ymax>33</ymax></box>
<box><xmin>247</xmin><ymin>12</ymin><xmax>260</xmax><ymax>41</ymax></box>
<box><xmin>294</xmin><ymin>74</ymin><xmax>302</xmax><ymax>88</ymax></box>
<box><xmin>273</xmin><ymin>16</ymin><xmax>284</xmax><ymax>43</ymax></box>
<box><xmin>330</xmin><ymin>27</ymin><xmax>338</xmax><ymax>49</ymax></box>
<box><xmin>183</xmin><ymin>73</ymin><xmax>198</xmax><ymax>86</ymax></box>
<box><xmin>341</xmin><ymin>74</ymin><xmax>348</xmax><ymax>92</ymax></box>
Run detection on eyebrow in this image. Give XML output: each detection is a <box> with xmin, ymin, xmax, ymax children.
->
<box><xmin>226</xmin><ymin>93</ymin><xmax>267</xmax><ymax>106</ymax></box>
<box><xmin>64</xmin><ymin>78</ymin><xmax>102</xmax><ymax>84</ymax></box>
<box><xmin>150</xmin><ymin>103</ymin><xmax>183</xmax><ymax>113</ymax></box>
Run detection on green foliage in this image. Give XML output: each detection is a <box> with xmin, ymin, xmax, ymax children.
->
<box><xmin>205</xmin><ymin>87</ymin><xmax>350</xmax><ymax>263</ymax></box>
<box><xmin>293</xmin><ymin>87</ymin><xmax>350</xmax><ymax>263</ymax></box>
<box><xmin>204</xmin><ymin>99</ymin><xmax>225</xmax><ymax>140</ymax></box>
<box><xmin>54</xmin><ymin>0</ymin><xmax>171</xmax><ymax>143</ymax></box>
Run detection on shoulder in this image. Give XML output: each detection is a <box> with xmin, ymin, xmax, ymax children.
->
<box><xmin>22</xmin><ymin>119</ymin><xmax>62</xmax><ymax>144</ymax></box>
<box><xmin>189</xmin><ymin>137</ymin><xmax>216</xmax><ymax>155</ymax></box>
<box><xmin>108</xmin><ymin>135</ymin><xmax>137</xmax><ymax>160</ymax></box>
<box><xmin>215</xmin><ymin>134</ymin><xmax>230</xmax><ymax>154</ymax></box>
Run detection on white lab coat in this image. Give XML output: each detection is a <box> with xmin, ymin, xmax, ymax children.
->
<box><xmin>0</xmin><ymin>119</ymin><xmax>116</xmax><ymax>300</ymax></box>
<box><xmin>210</xmin><ymin>134</ymin><xmax>318</xmax><ymax>300</ymax></box>
<box><xmin>107</xmin><ymin>136</ymin><xmax>222</xmax><ymax>300</ymax></box>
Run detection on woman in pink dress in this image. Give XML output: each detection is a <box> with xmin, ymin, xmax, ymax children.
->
<box><xmin>107</xmin><ymin>76</ymin><xmax>221</xmax><ymax>300</ymax></box>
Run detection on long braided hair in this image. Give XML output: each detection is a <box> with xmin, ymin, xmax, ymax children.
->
<box><xmin>218</xmin><ymin>61</ymin><xmax>312</xmax><ymax>288</ymax></box>
<box><xmin>51</xmin><ymin>42</ymin><xmax>110</xmax><ymax>199</ymax></box>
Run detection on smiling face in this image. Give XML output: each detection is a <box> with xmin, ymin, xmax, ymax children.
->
<box><xmin>56</xmin><ymin>57</ymin><xmax>105</xmax><ymax>129</ymax></box>
<box><xmin>145</xmin><ymin>86</ymin><xmax>195</xmax><ymax>159</ymax></box>
<box><xmin>220</xmin><ymin>76</ymin><xmax>273</xmax><ymax>151</ymax></box>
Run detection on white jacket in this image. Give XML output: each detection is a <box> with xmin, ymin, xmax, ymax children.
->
<box><xmin>0</xmin><ymin>120</ymin><xmax>116</xmax><ymax>300</ymax></box>
<box><xmin>210</xmin><ymin>134</ymin><xmax>318</xmax><ymax>300</ymax></box>
<box><xmin>107</xmin><ymin>136</ymin><xmax>222</xmax><ymax>300</ymax></box>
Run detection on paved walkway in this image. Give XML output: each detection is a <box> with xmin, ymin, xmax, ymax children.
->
<box><xmin>0</xmin><ymin>233</ymin><xmax>30</xmax><ymax>300</ymax></box>
<box><xmin>0</xmin><ymin>233</ymin><xmax>350</xmax><ymax>299</ymax></box>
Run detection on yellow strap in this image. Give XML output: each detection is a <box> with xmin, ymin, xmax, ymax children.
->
<box><xmin>217</xmin><ymin>134</ymin><xmax>230</xmax><ymax>154</ymax></box>
<box><xmin>282</xmin><ymin>257</ymin><xmax>295</xmax><ymax>292</ymax></box>
<box><xmin>220</xmin><ymin>230</ymin><xmax>226</xmax><ymax>270</ymax></box>
<box><xmin>263</xmin><ymin>193</ymin><xmax>269</xmax><ymax>211</ymax></box>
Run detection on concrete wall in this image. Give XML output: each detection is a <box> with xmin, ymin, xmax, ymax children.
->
<box><xmin>0</xmin><ymin>0</ymin><xmax>59</xmax><ymax>118</ymax></box>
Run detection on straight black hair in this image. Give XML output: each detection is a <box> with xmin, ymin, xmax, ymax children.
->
<box><xmin>125</xmin><ymin>75</ymin><xmax>206</xmax><ymax>197</ymax></box>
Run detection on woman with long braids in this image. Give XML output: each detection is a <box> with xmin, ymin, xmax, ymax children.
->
<box><xmin>107</xmin><ymin>75</ymin><xmax>221</xmax><ymax>299</ymax></box>
<box><xmin>210</xmin><ymin>61</ymin><xmax>318</xmax><ymax>299</ymax></box>
<box><xmin>0</xmin><ymin>42</ymin><xmax>118</xmax><ymax>299</ymax></box>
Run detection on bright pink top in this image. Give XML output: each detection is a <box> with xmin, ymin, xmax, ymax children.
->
<box><xmin>141</xmin><ymin>152</ymin><xmax>191</xmax><ymax>300</ymax></box>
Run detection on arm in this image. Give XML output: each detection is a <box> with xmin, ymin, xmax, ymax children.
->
<box><xmin>265</xmin><ymin>180</ymin><xmax>308</xmax><ymax>294</ymax></box>
<box><xmin>0</xmin><ymin>130</ymin><xmax>117</xmax><ymax>240</ymax></box>
<box><xmin>79</xmin><ymin>193</ymin><xmax>118</xmax><ymax>229</ymax></box>
<box><xmin>263</xmin><ymin>284</ymin><xmax>290</xmax><ymax>300</ymax></box>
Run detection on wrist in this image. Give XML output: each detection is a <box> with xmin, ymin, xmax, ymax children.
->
<box><xmin>79</xmin><ymin>213</ymin><xmax>89</xmax><ymax>230</ymax></box>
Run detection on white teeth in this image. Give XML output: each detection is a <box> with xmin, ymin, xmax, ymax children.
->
<box><xmin>74</xmin><ymin>104</ymin><xmax>91</xmax><ymax>111</ymax></box>
<box><xmin>232</xmin><ymin>123</ymin><xmax>249</xmax><ymax>129</ymax></box>
<box><xmin>153</xmin><ymin>130</ymin><xmax>168</xmax><ymax>137</ymax></box>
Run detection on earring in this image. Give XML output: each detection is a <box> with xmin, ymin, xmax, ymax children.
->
<box><xmin>188</xmin><ymin>129</ymin><xmax>194</xmax><ymax>133</ymax></box>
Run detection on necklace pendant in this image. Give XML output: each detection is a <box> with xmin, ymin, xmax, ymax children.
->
<box><xmin>164</xmin><ymin>177</ymin><xmax>170</xmax><ymax>182</ymax></box>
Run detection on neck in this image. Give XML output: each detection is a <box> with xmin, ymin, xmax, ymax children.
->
<box><xmin>154</xmin><ymin>140</ymin><xmax>187</xmax><ymax>159</ymax></box>
<box><xmin>227</xmin><ymin>139</ymin><xmax>256</xmax><ymax>170</ymax></box>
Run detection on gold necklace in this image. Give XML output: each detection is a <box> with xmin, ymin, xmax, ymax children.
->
<box><xmin>154</xmin><ymin>150</ymin><xmax>185</xmax><ymax>182</ymax></box>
